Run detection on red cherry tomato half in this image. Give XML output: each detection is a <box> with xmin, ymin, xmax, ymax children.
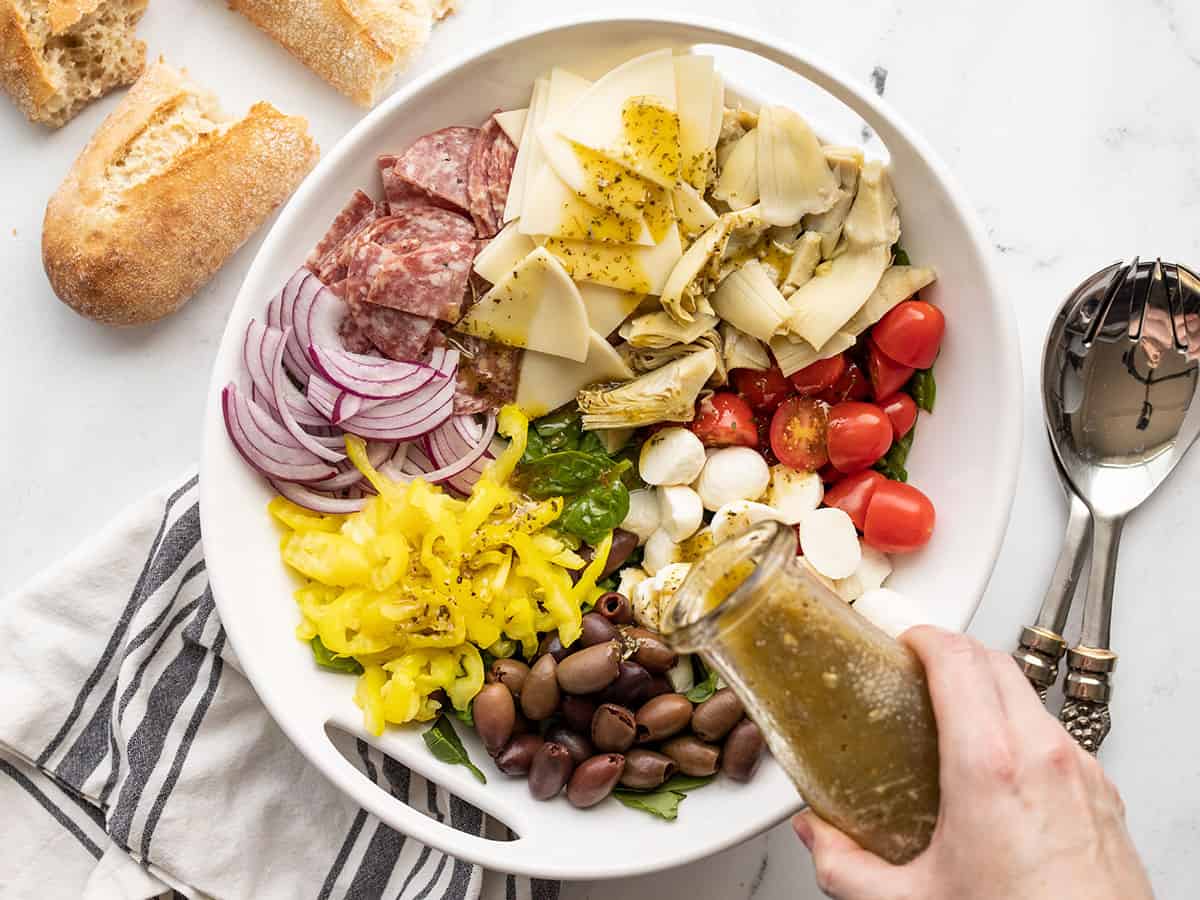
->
<box><xmin>817</xmin><ymin>462</ymin><xmax>842</xmax><ymax>484</ymax></box>
<box><xmin>817</xmin><ymin>359</ymin><xmax>871</xmax><ymax>405</ymax></box>
<box><xmin>880</xmin><ymin>393</ymin><xmax>918</xmax><ymax>439</ymax></box>
<box><xmin>788</xmin><ymin>353</ymin><xmax>847</xmax><ymax>396</ymax></box>
<box><xmin>823</xmin><ymin>469</ymin><xmax>887</xmax><ymax>531</ymax></box>
<box><xmin>733</xmin><ymin>366</ymin><xmax>793</xmax><ymax>413</ymax></box>
<box><xmin>867</xmin><ymin>336</ymin><xmax>916</xmax><ymax>400</ymax></box>
<box><xmin>873</xmin><ymin>300</ymin><xmax>945</xmax><ymax>370</ymax></box>
<box><xmin>826</xmin><ymin>402</ymin><xmax>894</xmax><ymax>473</ymax></box>
<box><xmin>691</xmin><ymin>392</ymin><xmax>758</xmax><ymax>447</ymax></box>
<box><xmin>769</xmin><ymin>396</ymin><xmax>829</xmax><ymax>471</ymax></box>
<box><xmin>863</xmin><ymin>480</ymin><xmax>936</xmax><ymax>552</ymax></box>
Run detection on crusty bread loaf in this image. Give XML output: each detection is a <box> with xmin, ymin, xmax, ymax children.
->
<box><xmin>43</xmin><ymin>60</ymin><xmax>320</xmax><ymax>325</ymax></box>
<box><xmin>227</xmin><ymin>0</ymin><xmax>449</xmax><ymax>107</ymax></box>
<box><xmin>0</xmin><ymin>0</ymin><xmax>147</xmax><ymax>128</ymax></box>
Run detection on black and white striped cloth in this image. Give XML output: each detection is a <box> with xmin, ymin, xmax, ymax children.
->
<box><xmin>0</xmin><ymin>473</ymin><xmax>560</xmax><ymax>900</ymax></box>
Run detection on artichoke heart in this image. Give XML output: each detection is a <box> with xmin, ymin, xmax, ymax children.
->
<box><xmin>843</xmin><ymin>160</ymin><xmax>900</xmax><ymax>249</ymax></box>
<box><xmin>579</xmin><ymin>349</ymin><xmax>718</xmax><ymax>428</ymax></box>
<box><xmin>716</xmin><ymin>106</ymin><xmax>759</xmax><ymax>167</ymax></box>
<box><xmin>711</xmin><ymin>128</ymin><xmax>758</xmax><ymax>210</ymax></box>
<box><xmin>756</xmin><ymin>105</ymin><xmax>840</xmax><ymax>227</ymax></box>
<box><xmin>721</xmin><ymin>322</ymin><xmax>771</xmax><ymax>371</ymax></box>
<box><xmin>843</xmin><ymin>265</ymin><xmax>937</xmax><ymax>336</ymax></box>
<box><xmin>622</xmin><ymin>329</ymin><xmax>727</xmax><ymax>387</ymax></box>
<box><xmin>620</xmin><ymin>310</ymin><xmax>720</xmax><ymax>348</ymax></box>
<box><xmin>710</xmin><ymin>260</ymin><xmax>791</xmax><ymax>342</ymax></box>
<box><xmin>785</xmin><ymin>243</ymin><xmax>891</xmax><ymax>350</ymax></box>
<box><xmin>770</xmin><ymin>330</ymin><xmax>856</xmax><ymax>377</ymax></box>
<box><xmin>659</xmin><ymin>205</ymin><xmax>767</xmax><ymax>324</ymax></box>
<box><xmin>804</xmin><ymin>146</ymin><xmax>863</xmax><ymax>258</ymax></box>
<box><xmin>781</xmin><ymin>232</ymin><xmax>824</xmax><ymax>297</ymax></box>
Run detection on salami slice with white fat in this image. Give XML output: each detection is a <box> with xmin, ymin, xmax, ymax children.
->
<box><xmin>467</xmin><ymin>118</ymin><xmax>502</xmax><ymax>237</ymax></box>
<box><xmin>450</xmin><ymin>334</ymin><xmax>522</xmax><ymax>413</ymax></box>
<box><xmin>314</xmin><ymin>201</ymin><xmax>385</xmax><ymax>285</ymax></box>
<box><xmin>345</xmin><ymin>300</ymin><xmax>437</xmax><ymax>361</ymax></box>
<box><xmin>337</xmin><ymin>307</ymin><xmax>376</xmax><ymax>354</ymax></box>
<box><xmin>361</xmin><ymin>238</ymin><xmax>476</xmax><ymax>323</ymax></box>
<box><xmin>305</xmin><ymin>190</ymin><xmax>375</xmax><ymax>271</ymax></box>
<box><xmin>485</xmin><ymin>126</ymin><xmax>517</xmax><ymax>228</ymax></box>
<box><xmin>394</xmin><ymin>126</ymin><xmax>478</xmax><ymax>214</ymax></box>
<box><xmin>362</xmin><ymin>209</ymin><xmax>475</xmax><ymax>249</ymax></box>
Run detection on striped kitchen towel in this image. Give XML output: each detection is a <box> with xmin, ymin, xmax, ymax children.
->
<box><xmin>0</xmin><ymin>473</ymin><xmax>559</xmax><ymax>900</ymax></box>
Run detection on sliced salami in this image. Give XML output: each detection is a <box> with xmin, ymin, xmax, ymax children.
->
<box><xmin>306</xmin><ymin>190</ymin><xmax>375</xmax><ymax>271</ymax></box>
<box><xmin>467</xmin><ymin>118</ymin><xmax>502</xmax><ymax>238</ymax></box>
<box><xmin>450</xmin><ymin>334</ymin><xmax>522</xmax><ymax>413</ymax></box>
<box><xmin>361</xmin><ymin>209</ymin><xmax>475</xmax><ymax>250</ymax></box>
<box><xmin>394</xmin><ymin>126</ymin><xmax>478</xmax><ymax>214</ymax></box>
<box><xmin>315</xmin><ymin>201</ymin><xmax>385</xmax><ymax>285</ymax></box>
<box><xmin>337</xmin><ymin>307</ymin><xmax>376</xmax><ymax>354</ymax></box>
<box><xmin>364</xmin><ymin>238</ymin><xmax>476</xmax><ymax>323</ymax></box>
<box><xmin>484</xmin><ymin>126</ymin><xmax>518</xmax><ymax>229</ymax></box>
<box><xmin>347</xmin><ymin>301</ymin><xmax>437</xmax><ymax>361</ymax></box>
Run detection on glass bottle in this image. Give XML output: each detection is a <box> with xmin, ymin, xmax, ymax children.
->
<box><xmin>661</xmin><ymin>521</ymin><xmax>940</xmax><ymax>865</ymax></box>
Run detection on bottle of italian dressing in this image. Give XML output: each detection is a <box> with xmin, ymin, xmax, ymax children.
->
<box><xmin>662</xmin><ymin>521</ymin><xmax>940</xmax><ymax>865</ymax></box>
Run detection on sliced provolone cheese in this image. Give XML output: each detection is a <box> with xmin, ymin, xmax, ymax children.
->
<box><xmin>473</xmin><ymin>221</ymin><xmax>536</xmax><ymax>284</ymax></box>
<box><xmin>494</xmin><ymin>108</ymin><xmax>528</xmax><ymax>146</ymax></box>
<box><xmin>519</xmin><ymin>163</ymin><xmax>653</xmax><ymax>245</ymax></box>
<box><xmin>545</xmin><ymin>222</ymin><xmax>683</xmax><ymax>295</ymax></box>
<box><xmin>675</xmin><ymin>54</ymin><xmax>719</xmax><ymax>190</ymax></box>
<box><xmin>579</xmin><ymin>282</ymin><xmax>642</xmax><ymax>336</ymax></box>
<box><xmin>458</xmin><ymin>247</ymin><xmax>589</xmax><ymax>361</ymax></box>
<box><xmin>516</xmin><ymin>330</ymin><xmax>633</xmax><ymax>417</ymax></box>
<box><xmin>757</xmin><ymin>105</ymin><xmax>840</xmax><ymax>227</ymax></box>
<box><xmin>785</xmin><ymin>243</ymin><xmax>890</xmax><ymax>349</ymax></box>
<box><xmin>504</xmin><ymin>76</ymin><xmax>549</xmax><ymax>223</ymax></box>
<box><xmin>539</xmin><ymin>131</ymin><xmax>650</xmax><ymax>222</ymax></box>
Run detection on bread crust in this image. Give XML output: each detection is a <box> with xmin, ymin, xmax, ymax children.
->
<box><xmin>43</xmin><ymin>61</ymin><xmax>320</xmax><ymax>325</ymax></box>
<box><xmin>227</xmin><ymin>0</ymin><xmax>433</xmax><ymax>106</ymax></box>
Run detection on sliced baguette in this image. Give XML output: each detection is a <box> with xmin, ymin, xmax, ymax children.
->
<box><xmin>0</xmin><ymin>0</ymin><xmax>147</xmax><ymax>128</ymax></box>
<box><xmin>227</xmin><ymin>0</ymin><xmax>443</xmax><ymax>107</ymax></box>
<box><xmin>43</xmin><ymin>60</ymin><xmax>320</xmax><ymax>325</ymax></box>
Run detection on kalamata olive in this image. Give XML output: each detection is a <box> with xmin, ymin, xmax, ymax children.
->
<box><xmin>622</xmin><ymin>627</ymin><xmax>678</xmax><ymax>674</ymax></box>
<box><xmin>521</xmin><ymin>654</ymin><xmax>561</xmax><ymax>721</ymax></box>
<box><xmin>494</xmin><ymin>734</ymin><xmax>544</xmax><ymax>775</ymax></box>
<box><xmin>691</xmin><ymin>688</ymin><xmax>745</xmax><ymax>742</ymax></box>
<box><xmin>561</xmin><ymin>695</ymin><xmax>597</xmax><ymax>734</ymax></box>
<box><xmin>566</xmin><ymin>753</ymin><xmax>625</xmax><ymax>808</ymax></box>
<box><xmin>556</xmin><ymin>641</ymin><xmax>621</xmax><ymax>694</ymax></box>
<box><xmin>429</xmin><ymin>688</ymin><xmax>450</xmax><ymax>708</ymax></box>
<box><xmin>722</xmin><ymin>719</ymin><xmax>765</xmax><ymax>782</ymax></box>
<box><xmin>595</xmin><ymin>591</ymin><xmax>634</xmax><ymax>625</ymax></box>
<box><xmin>591</xmin><ymin>703</ymin><xmax>636</xmax><ymax>752</ymax></box>
<box><xmin>620</xmin><ymin>749</ymin><xmax>677</xmax><ymax>789</ymax></box>
<box><xmin>661</xmin><ymin>735</ymin><xmax>720</xmax><ymax>776</ymax></box>
<box><xmin>544</xmin><ymin>726</ymin><xmax>593</xmax><ymax>766</ymax></box>
<box><xmin>599</xmin><ymin>529</ymin><xmax>638</xmax><ymax>579</ymax></box>
<box><xmin>487</xmin><ymin>658</ymin><xmax>530</xmax><ymax>696</ymax></box>
<box><xmin>644</xmin><ymin>675</ymin><xmax>673</xmax><ymax>701</ymax></box>
<box><xmin>528</xmin><ymin>742</ymin><xmax>574</xmax><ymax>800</ymax></box>
<box><xmin>510</xmin><ymin>710</ymin><xmax>531</xmax><ymax>737</ymax></box>
<box><xmin>600</xmin><ymin>660</ymin><xmax>651</xmax><ymax>707</ymax></box>
<box><xmin>635</xmin><ymin>693</ymin><xmax>693</xmax><ymax>743</ymax></box>
<box><xmin>580</xmin><ymin>612</ymin><xmax>620</xmax><ymax>647</ymax></box>
<box><xmin>473</xmin><ymin>683</ymin><xmax>516</xmax><ymax>755</ymax></box>
<box><xmin>538</xmin><ymin>632</ymin><xmax>572</xmax><ymax>662</ymax></box>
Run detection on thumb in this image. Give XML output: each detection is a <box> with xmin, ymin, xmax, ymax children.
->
<box><xmin>793</xmin><ymin>811</ymin><xmax>910</xmax><ymax>900</ymax></box>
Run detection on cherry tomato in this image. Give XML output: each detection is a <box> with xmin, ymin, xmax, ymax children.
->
<box><xmin>757</xmin><ymin>418</ymin><xmax>780</xmax><ymax>466</ymax></box>
<box><xmin>769</xmin><ymin>396</ymin><xmax>829</xmax><ymax>471</ymax></box>
<box><xmin>733</xmin><ymin>367</ymin><xmax>793</xmax><ymax>413</ymax></box>
<box><xmin>867</xmin><ymin>336</ymin><xmax>915</xmax><ymax>400</ymax></box>
<box><xmin>826</xmin><ymin>401</ymin><xmax>894</xmax><ymax>472</ymax></box>
<box><xmin>817</xmin><ymin>462</ymin><xmax>842</xmax><ymax>484</ymax></box>
<box><xmin>817</xmin><ymin>359</ymin><xmax>871</xmax><ymax>405</ymax></box>
<box><xmin>879</xmin><ymin>393</ymin><xmax>918</xmax><ymax>438</ymax></box>
<box><xmin>823</xmin><ymin>470</ymin><xmax>887</xmax><ymax>530</ymax></box>
<box><xmin>863</xmin><ymin>480</ymin><xmax>936</xmax><ymax>552</ymax></box>
<box><xmin>789</xmin><ymin>353</ymin><xmax>846</xmax><ymax>396</ymax></box>
<box><xmin>873</xmin><ymin>301</ymin><xmax>945</xmax><ymax>369</ymax></box>
<box><xmin>691</xmin><ymin>393</ymin><xmax>758</xmax><ymax>447</ymax></box>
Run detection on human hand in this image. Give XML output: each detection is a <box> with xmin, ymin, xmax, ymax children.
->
<box><xmin>792</xmin><ymin>626</ymin><xmax>1153</xmax><ymax>900</ymax></box>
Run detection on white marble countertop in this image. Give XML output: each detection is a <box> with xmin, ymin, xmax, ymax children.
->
<box><xmin>3</xmin><ymin>1</ymin><xmax>1199</xmax><ymax>897</ymax></box>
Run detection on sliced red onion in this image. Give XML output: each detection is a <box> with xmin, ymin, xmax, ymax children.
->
<box><xmin>309</xmin><ymin>344</ymin><xmax>441</xmax><ymax>400</ymax></box>
<box><xmin>269</xmin><ymin>479</ymin><xmax>367</xmax><ymax>514</ymax></box>
<box><xmin>222</xmin><ymin>384</ymin><xmax>336</xmax><ymax>483</ymax></box>
<box><xmin>295</xmin><ymin>275</ymin><xmax>345</xmax><ymax>351</ymax></box>
<box><xmin>444</xmin><ymin>436</ymin><xmax>506</xmax><ymax>495</ymax></box>
<box><xmin>338</xmin><ymin>374</ymin><xmax>455</xmax><ymax>440</ymax></box>
<box><xmin>279</xmin><ymin>270</ymin><xmax>318</xmax><ymax>383</ymax></box>
<box><xmin>271</xmin><ymin>328</ymin><xmax>346</xmax><ymax>463</ymax></box>
<box><xmin>377</xmin><ymin>413</ymin><xmax>496</xmax><ymax>485</ymax></box>
<box><xmin>266</xmin><ymin>292</ymin><xmax>282</xmax><ymax>329</ymax></box>
<box><xmin>243</xmin><ymin>320</ymin><xmax>327</xmax><ymax>427</ymax></box>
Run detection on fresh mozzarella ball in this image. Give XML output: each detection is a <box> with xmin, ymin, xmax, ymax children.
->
<box><xmin>835</xmin><ymin>545</ymin><xmax>893</xmax><ymax>602</ymax></box>
<box><xmin>617</xmin><ymin>566</ymin><xmax>650</xmax><ymax>601</ymax></box>
<box><xmin>665</xmin><ymin>654</ymin><xmax>695</xmax><ymax>693</ymax></box>
<box><xmin>639</xmin><ymin>427</ymin><xmax>707</xmax><ymax>486</ymax></box>
<box><xmin>642</xmin><ymin>528</ymin><xmax>681</xmax><ymax>575</ymax></box>
<box><xmin>695</xmin><ymin>447</ymin><xmax>771</xmax><ymax>511</ymax></box>
<box><xmin>631</xmin><ymin>561</ymin><xmax>692</xmax><ymax>630</ymax></box>
<box><xmin>766</xmin><ymin>465</ymin><xmax>824</xmax><ymax>524</ymax></box>
<box><xmin>658</xmin><ymin>485</ymin><xmax>704</xmax><ymax>542</ymax></box>
<box><xmin>854</xmin><ymin>588</ymin><xmax>927</xmax><ymax>638</ymax></box>
<box><xmin>711</xmin><ymin>500</ymin><xmax>788</xmax><ymax>545</ymax></box>
<box><xmin>621</xmin><ymin>489</ymin><xmax>661</xmax><ymax>545</ymax></box>
<box><xmin>799</xmin><ymin>507</ymin><xmax>862</xmax><ymax>579</ymax></box>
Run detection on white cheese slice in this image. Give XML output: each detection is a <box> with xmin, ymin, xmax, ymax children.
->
<box><xmin>544</xmin><ymin>222</ymin><xmax>683</xmax><ymax>295</ymax></box>
<box><xmin>708</xmin><ymin>72</ymin><xmax>725</xmax><ymax>149</ymax></box>
<box><xmin>579</xmin><ymin>282</ymin><xmax>642</xmax><ymax>336</ymax></box>
<box><xmin>504</xmin><ymin>76</ymin><xmax>549</xmax><ymax>223</ymax></box>
<box><xmin>518</xmin><ymin>163</ymin><xmax>653</xmax><ymax>245</ymax></box>
<box><xmin>786</xmin><ymin>243</ymin><xmax>891</xmax><ymax>349</ymax></box>
<box><xmin>710</xmin><ymin>260</ymin><xmax>792</xmax><ymax>343</ymax></box>
<box><xmin>494</xmin><ymin>108</ymin><xmax>528</xmax><ymax>146</ymax></box>
<box><xmin>458</xmin><ymin>247</ymin><xmax>589</xmax><ymax>361</ymax></box>
<box><xmin>473</xmin><ymin>221</ymin><xmax>536</xmax><ymax>284</ymax></box>
<box><xmin>674</xmin><ymin>54</ymin><xmax>719</xmax><ymax>190</ymax></box>
<box><xmin>515</xmin><ymin>330</ymin><xmax>633</xmax><ymax>417</ymax></box>
<box><xmin>539</xmin><ymin>129</ymin><xmax>650</xmax><ymax>223</ymax></box>
<box><xmin>799</xmin><ymin>507</ymin><xmax>862</xmax><ymax>580</ymax></box>
<box><xmin>673</xmin><ymin>181</ymin><xmax>719</xmax><ymax>236</ymax></box>
<box><xmin>757</xmin><ymin>105</ymin><xmax>840</xmax><ymax>227</ymax></box>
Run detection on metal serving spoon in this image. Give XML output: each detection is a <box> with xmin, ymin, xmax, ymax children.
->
<box><xmin>1035</xmin><ymin>259</ymin><xmax>1200</xmax><ymax>752</ymax></box>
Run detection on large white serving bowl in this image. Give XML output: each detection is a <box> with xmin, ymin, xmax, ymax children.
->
<box><xmin>200</xmin><ymin>14</ymin><xmax>1021</xmax><ymax>880</ymax></box>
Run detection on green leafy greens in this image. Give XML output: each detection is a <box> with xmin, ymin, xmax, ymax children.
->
<box><xmin>310</xmin><ymin>636</ymin><xmax>363</xmax><ymax>675</ymax></box>
<box><xmin>685</xmin><ymin>668</ymin><xmax>720</xmax><ymax>703</ymax></box>
<box><xmin>422</xmin><ymin>715</ymin><xmax>486</xmax><ymax>784</ymax></box>
<box><xmin>613</xmin><ymin>773</ymin><xmax>715</xmax><ymax>821</ymax></box>
<box><xmin>874</xmin><ymin>426</ymin><xmax>916</xmax><ymax>482</ymax></box>
<box><xmin>907</xmin><ymin>368</ymin><xmax>936</xmax><ymax>413</ymax></box>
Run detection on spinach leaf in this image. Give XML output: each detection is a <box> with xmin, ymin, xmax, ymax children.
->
<box><xmin>577</xmin><ymin>430</ymin><xmax>608</xmax><ymax>457</ymax></box>
<box><xmin>422</xmin><ymin>716</ymin><xmax>486</xmax><ymax>784</ymax></box>
<box><xmin>686</xmin><ymin>669</ymin><xmax>720</xmax><ymax>703</ymax></box>
<box><xmin>518</xmin><ymin>451</ymin><xmax>610</xmax><ymax>498</ymax></box>
<box><xmin>660</xmin><ymin>774</ymin><xmax>716</xmax><ymax>793</ymax></box>
<box><xmin>874</xmin><ymin>426</ymin><xmax>916</xmax><ymax>482</ymax></box>
<box><xmin>891</xmin><ymin>243</ymin><xmax>911</xmax><ymax>267</ymax></box>
<box><xmin>907</xmin><ymin>368</ymin><xmax>936</xmax><ymax>413</ymax></box>
<box><xmin>613</xmin><ymin>774</ymin><xmax>714</xmax><ymax>821</ymax></box>
<box><xmin>310</xmin><ymin>636</ymin><xmax>363</xmax><ymax>675</ymax></box>
<box><xmin>522</xmin><ymin>427</ymin><xmax>550</xmax><ymax>463</ymax></box>
<box><xmin>533</xmin><ymin>408</ymin><xmax>583</xmax><ymax>452</ymax></box>
<box><xmin>559</xmin><ymin>480</ymin><xmax>630</xmax><ymax>545</ymax></box>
